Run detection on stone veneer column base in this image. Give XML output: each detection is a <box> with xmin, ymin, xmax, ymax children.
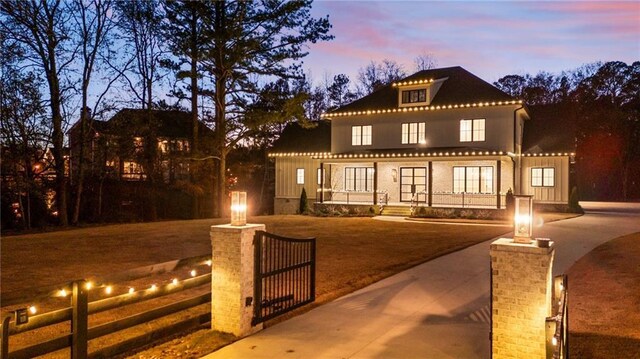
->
<box><xmin>490</xmin><ymin>238</ymin><xmax>555</xmax><ymax>358</ymax></box>
<box><xmin>210</xmin><ymin>224</ymin><xmax>265</xmax><ymax>337</ymax></box>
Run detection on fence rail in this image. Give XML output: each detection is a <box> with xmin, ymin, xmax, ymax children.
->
<box><xmin>546</xmin><ymin>275</ymin><xmax>568</xmax><ymax>359</ymax></box>
<box><xmin>1</xmin><ymin>254</ymin><xmax>212</xmax><ymax>359</ymax></box>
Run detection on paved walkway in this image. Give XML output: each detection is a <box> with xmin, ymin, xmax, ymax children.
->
<box><xmin>203</xmin><ymin>202</ymin><xmax>640</xmax><ymax>359</ymax></box>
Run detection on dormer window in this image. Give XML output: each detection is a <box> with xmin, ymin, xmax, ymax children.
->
<box><xmin>401</xmin><ymin>89</ymin><xmax>426</xmax><ymax>104</ymax></box>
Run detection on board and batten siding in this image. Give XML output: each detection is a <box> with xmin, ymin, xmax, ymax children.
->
<box><xmin>521</xmin><ymin>156</ymin><xmax>569</xmax><ymax>204</ymax></box>
<box><xmin>274</xmin><ymin>156</ymin><xmax>323</xmax><ymax>214</ymax></box>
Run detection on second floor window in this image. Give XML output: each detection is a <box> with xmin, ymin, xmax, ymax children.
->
<box><xmin>133</xmin><ymin>137</ymin><xmax>144</xmax><ymax>153</ymax></box>
<box><xmin>352</xmin><ymin>125</ymin><xmax>372</xmax><ymax>146</ymax></box>
<box><xmin>401</xmin><ymin>89</ymin><xmax>427</xmax><ymax>104</ymax></box>
<box><xmin>460</xmin><ymin>119</ymin><xmax>485</xmax><ymax>142</ymax></box>
<box><xmin>531</xmin><ymin>167</ymin><xmax>555</xmax><ymax>187</ymax></box>
<box><xmin>401</xmin><ymin>122</ymin><xmax>426</xmax><ymax>144</ymax></box>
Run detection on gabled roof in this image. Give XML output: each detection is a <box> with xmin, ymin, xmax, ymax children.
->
<box><xmin>107</xmin><ymin>109</ymin><xmax>214</xmax><ymax>138</ymax></box>
<box><xmin>523</xmin><ymin>104</ymin><xmax>576</xmax><ymax>154</ymax></box>
<box><xmin>270</xmin><ymin>120</ymin><xmax>331</xmax><ymax>153</ymax></box>
<box><xmin>330</xmin><ymin>66</ymin><xmax>515</xmax><ymax>114</ymax></box>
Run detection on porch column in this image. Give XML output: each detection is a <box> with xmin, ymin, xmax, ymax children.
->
<box><xmin>320</xmin><ymin>162</ymin><xmax>324</xmax><ymax>203</ymax></box>
<box><xmin>428</xmin><ymin>161</ymin><xmax>433</xmax><ymax>207</ymax></box>
<box><xmin>496</xmin><ymin>160</ymin><xmax>502</xmax><ymax>209</ymax></box>
<box><xmin>373</xmin><ymin>162</ymin><xmax>378</xmax><ymax>205</ymax></box>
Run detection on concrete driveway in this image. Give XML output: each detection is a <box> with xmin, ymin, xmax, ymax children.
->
<box><xmin>202</xmin><ymin>202</ymin><xmax>640</xmax><ymax>359</ymax></box>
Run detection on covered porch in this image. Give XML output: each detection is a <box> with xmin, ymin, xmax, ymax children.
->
<box><xmin>314</xmin><ymin>151</ymin><xmax>513</xmax><ymax>210</ymax></box>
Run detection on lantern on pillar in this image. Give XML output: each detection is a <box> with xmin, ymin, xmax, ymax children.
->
<box><xmin>513</xmin><ymin>195</ymin><xmax>533</xmax><ymax>244</ymax></box>
<box><xmin>230</xmin><ymin>191</ymin><xmax>247</xmax><ymax>226</ymax></box>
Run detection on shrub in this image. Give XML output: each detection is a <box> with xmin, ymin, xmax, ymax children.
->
<box><xmin>299</xmin><ymin>188</ymin><xmax>308</xmax><ymax>214</ymax></box>
<box><xmin>569</xmin><ymin>186</ymin><xmax>584</xmax><ymax>214</ymax></box>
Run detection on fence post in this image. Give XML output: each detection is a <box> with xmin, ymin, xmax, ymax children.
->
<box><xmin>72</xmin><ymin>280</ymin><xmax>88</xmax><ymax>359</ymax></box>
<box><xmin>210</xmin><ymin>223</ymin><xmax>265</xmax><ymax>337</ymax></box>
<box><xmin>1</xmin><ymin>314</ymin><xmax>11</xmax><ymax>359</ymax></box>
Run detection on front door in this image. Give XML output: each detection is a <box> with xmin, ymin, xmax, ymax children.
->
<box><xmin>400</xmin><ymin>167</ymin><xmax>427</xmax><ymax>202</ymax></box>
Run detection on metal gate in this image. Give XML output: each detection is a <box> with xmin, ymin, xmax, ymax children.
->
<box><xmin>252</xmin><ymin>230</ymin><xmax>316</xmax><ymax>325</ymax></box>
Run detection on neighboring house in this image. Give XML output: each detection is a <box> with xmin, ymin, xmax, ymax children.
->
<box><xmin>68</xmin><ymin>108</ymin><xmax>214</xmax><ymax>183</ymax></box>
<box><xmin>270</xmin><ymin>66</ymin><xmax>575</xmax><ymax>214</ymax></box>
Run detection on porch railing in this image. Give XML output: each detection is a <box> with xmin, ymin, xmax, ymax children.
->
<box><xmin>431</xmin><ymin>192</ymin><xmax>505</xmax><ymax>209</ymax></box>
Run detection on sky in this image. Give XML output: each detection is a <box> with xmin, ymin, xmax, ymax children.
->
<box><xmin>302</xmin><ymin>1</ymin><xmax>640</xmax><ymax>84</ymax></box>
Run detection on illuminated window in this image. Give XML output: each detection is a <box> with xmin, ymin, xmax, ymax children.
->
<box><xmin>122</xmin><ymin>161</ymin><xmax>146</xmax><ymax>180</ymax></box>
<box><xmin>158</xmin><ymin>139</ymin><xmax>169</xmax><ymax>154</ymax></box>
<box><xmin>401</xmin><ymin>122</ymin><xmax>426</xmax><ymax>144</ymax></box>
<box><xmin>344</xmin><ymin>167</ymin><xmax>375</xmax><ymax>191</ymax></box>
<box><xmin>531</xmin><ymin>167</ymin><xmax>555</xmax><ymax>187</ymax></box>
<box><xmin>401</xmin><ymin>89</ymin><xmax>427</xmax><ymax>104</ymax></box>
<box><xmin>296</xmin><ymin>168</ymin><xmax>305</xmax><ymax>185</ymax></box>
<box><xmin>352</xmin><ymin>125</ymin><xmax>372</xmax><ymax>146</ymax></box>
<box><xmin>133</xmin><ymin>137</ymin><xmax>144</xmax><ymax>153</ymax></box>
<box><xmin>460</xmin><ymin>119</ymin><xmax>485</xmax><ymax>142</ymax></box>
<box><xmin>453</xmin><ymin>166</ymin><xmax>493</xmax><ymax>193</ymax></box>
<box><xmin>317</xmin><ymin>168</ymin><xmax>325</xmax><ymax>185</ymax></box>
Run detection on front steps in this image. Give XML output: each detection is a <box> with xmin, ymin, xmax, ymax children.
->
<box><xmin>380</xmin><ymin>205</ymin><xmax>412</xmax><ymax>217</ymax></box>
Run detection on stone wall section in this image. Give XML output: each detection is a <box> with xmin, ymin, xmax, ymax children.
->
<box><xmin>490</xmin><ymin>238</ymin><xmax>554</xmax><ymax>358</ymax></box>
<box><xmin>210</xmin><ymin>224</ymin><xmax>265</xmax><ymax>337</ymax></box>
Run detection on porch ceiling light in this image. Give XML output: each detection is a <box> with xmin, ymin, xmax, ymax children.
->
<box><xmin>230</xmin><ymin>191</ymin><xmax>247</xmax><ymax>226</ymax></box>
<box><xmin>514</xmin><ymin>195</ymin><xmax>534</xmax><ymax>244</ymax></box>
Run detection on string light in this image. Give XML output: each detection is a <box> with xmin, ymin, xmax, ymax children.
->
<box><xmin>311</xmin><ymin>151</ymin><xmax>507</xmax><ymax>160</ymax></box>
<box><xmin>321</xmin><ymin>99</ymin><xmax>523</xmax><ymax>118</ymax></box>
<box><xmin>268</xmin><ymin>152</ymin><xmax>330</xmax><ymax>158</ymax></box>
<box><xmin>172</xmin><ymin>278</ymin><xmax>179</xmax><ymax>285</ymax></box>
<box><xmin>552</xmin><ymin>337</ymin><xmax>558</xmax><ymax>346</ymax></box>
<box><xmin>206</xmin><ymin>260</ymin><xmax>212</xmax><ymax>266</ymax></box>
<box><xmin>150</xmin><ymin>284</ymin><xmax>157</xmax><ymax>291</ymax></box>
<box><xmin>85</xmin><ymin>282</ymin><xmax>93</xmax><ymax>290</ymax></box>
<box><xmin>190</xmin><ymin>270</ymin><xmax>197</xmax><ymax>277</ymax></box>
<box><xmin>128</xmin><ymin>287</ymin><xmax>135</xmax><ymax>294</ymax></box>
<box><xmin>58</xmin><ymin>289</ymin><xmax>68</xmax><ymax>297</ymax></box>
<box><xmin>105</xmin><ymin>286</ymin><xmax>113</xmax><ymax>295</ymax></box>
<box><xmin>28</xmin><ymin>306</ymin><xmax>37</xmax><ymax>315</ymax></box>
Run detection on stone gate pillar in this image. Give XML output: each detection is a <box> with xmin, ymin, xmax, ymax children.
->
<box><xmin>490</xmin><ymin>238</ymin><xmax>555</xmax><ymax>358</ymax></box>
<box><xmin>210</xmin><ymin>223</ymin><xmax>265</xmax><ymax>337</ymax></box>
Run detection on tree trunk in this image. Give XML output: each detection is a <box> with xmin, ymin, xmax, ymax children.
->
<box><xmin>190</xmin><ymin>10</ymin><xmax>200</xmax><ymax>218</ymax></box>
<box><xmin>51</xmin><ymin>89</ymin><xmax>68</xmax><ymax>226</ymax></box>
<box><xmin>72</xmin><ymin>107</ymin><xmax>88</xmax><ymax>224</ymax></box>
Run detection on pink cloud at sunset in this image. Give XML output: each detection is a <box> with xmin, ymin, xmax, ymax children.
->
<box><xmin>304</xmin><ymin>1</ymin><xmax>640</xmax><ymax>83</ymax></box>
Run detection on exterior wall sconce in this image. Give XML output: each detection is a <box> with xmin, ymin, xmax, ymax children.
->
<box><xmin>230</xmin><ymin>191</ymin><xmax>247</xmax><ymax>226</ymax></box>
<box><xmin>392</xmin><ymin>168</ymin><xmax>398</xmax><ymax>182</ymax></box>
<box><xmin>513</xmin><ymin>195</ymin><xmax>533</xmax><ymax>244</ymax></box>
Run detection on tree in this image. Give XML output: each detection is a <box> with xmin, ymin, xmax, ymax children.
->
<box><xmin>0</xmin><ymin>41</ymin><xmax>50</xmax><ymax>229</ymax></box>
<box><xmin>356</xmin><ymin>59</ymin><xmax>405</xmax><ymax>95</ymax></box>
<box><xmin>162</xmin><ymin>0</ymin><xmax>212</xmax><ymax>217</ymax></box>
<box><xmin>1</xmin><ymin>0</ymin><xmax>75</xmax><ymax>226</ymax></box>
<box><xmin>327</xmin><ymin>74</ymin><xmax>356</xmax><ymax>109</ymax></box>
<box><xmin>69</xmin><ymin>0</ymin><xmax>117</xmax><ymax>224</ymax></box>
<box><xmin>202</xmin><ymin>0</ymin><xmax>332</xmax><ymax>217</ymax></box>
<box><xmin>494</xmin><ymin>74</ymin><xmax>527</xmax><ymax>99</ymax></box>
<box><xmin>413</xmin><ymin>52</ymin><xmax>437</xmax><ymax>71</ymax></box>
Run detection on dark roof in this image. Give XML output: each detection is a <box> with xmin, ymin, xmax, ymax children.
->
<box><xmin>523</xmin><ymin>104</ymin><xmax>576</xmax><ymax>153</ymax></box>
<box><xmin>331</xmin><ymin>66</ymin><xmax>515</xmax><ymax>114</ymax></box>
<box><xmin>271</xmin><ymin>120</ymin><xmax>331</xmax><ymax>153</ymax></box>
<box><xmin>106</xmin><ymin>108</ymin><xmax>214</xmax><ymax>138</ymax></box>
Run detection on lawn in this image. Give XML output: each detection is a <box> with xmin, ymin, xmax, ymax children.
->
<box><xmin>1</xmin><ymin>214</ymin><xmax>513</xmax><ymax>358</ymax></box>
<box><xmin>568</xmin><ymin>231</ymin><xmax>640</xmax><ymax>358</ymax></box>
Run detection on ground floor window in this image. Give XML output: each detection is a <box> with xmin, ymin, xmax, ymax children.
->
<box><xmin>453</xmin><ymin>166</ymin><xmax>493</xmax><ymax>193</ymax></box>
<box><xmin>344</xmin><ymin>167</ymin><xmax>374</xmax><ymax>191</ymax></box>
<box><xmin>296</xmin><ymin>168</ymin><xmax>305</xmax><ymax>184</ymax></box>
<box><xmin>531</xmin><ymin>167</ymin><xmax>555</xmax><ymax>187</ymax></box>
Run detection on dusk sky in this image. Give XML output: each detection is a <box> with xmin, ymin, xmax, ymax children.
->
<box><xmin>303</xmin><ymin>1</ymin><xmax>640</xmax><ymax>84</ymax></box>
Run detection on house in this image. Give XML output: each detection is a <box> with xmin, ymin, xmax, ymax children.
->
<box><xmin>67</xmin><ymin>108</ymin><xmax>216</xmax><ymax>221</ymax></box>
<box><xmin>270</xmin><ymin>66</ymin><xmax>575</xmax><ymax>215</ymax></box>
<box><xmin>68</xmin><ymin>108</ymin><xmax>214</xmax><ymax>183</ymax></box>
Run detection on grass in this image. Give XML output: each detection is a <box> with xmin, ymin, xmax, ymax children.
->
<box><xmin>567</xmin><ymin>231</ymin><xmax>640</xmax><ymax>358</ymax></box>
<box><xmin>1</xmin><ymin>213</ymin><xmax>574</xmax><ymax>358</ymax></box>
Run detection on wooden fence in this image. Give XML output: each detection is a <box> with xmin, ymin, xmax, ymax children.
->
<box><xmin>1</xmin><ymin>254</ymin><xmax>212</xmax><ymax>359</ymax></box>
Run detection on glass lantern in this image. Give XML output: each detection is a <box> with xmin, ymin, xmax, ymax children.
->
<box><xmin>514</xmin><ymin>195</ymin><xmax>533</xmax><ymax>243</ymax></box>
<box><xmin>230</xmin><ymin>191</ymin><xmax>247</xmax><ymax>226</ymax></box>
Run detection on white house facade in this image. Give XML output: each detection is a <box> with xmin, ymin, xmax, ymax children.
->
<box><xmin>270</xmin><ymin>67</ymin><xmax>574</xmax><ymax>214</ymax></box>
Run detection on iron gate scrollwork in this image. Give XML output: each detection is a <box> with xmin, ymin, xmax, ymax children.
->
<box><xmin>252</xmin><ymin>230</ymin><xmax>316</xmax><ymax>325</ymax></box>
